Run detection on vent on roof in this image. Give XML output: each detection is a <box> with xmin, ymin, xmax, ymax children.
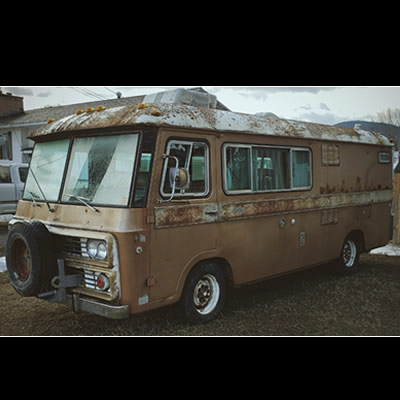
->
<box><xmin>255</xmin><ymin>112</ymin><xmax>279</xmax><ymax>119</ymax></box>
<box><xmin>143</xmin><ymin>88</ymin><xmax>218</xmax><ymax>109</ymax></box>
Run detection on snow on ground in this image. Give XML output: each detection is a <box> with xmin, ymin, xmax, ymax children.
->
<box><xmin>0</xmin><ymin>257</ymin><xmax>6</xmax><ymax>273</ymax></box>
<box><xmin>370</xmin><ymin>243</ymin><xmax>400</xmax><ymax>257</ymax></box>
<box><xmin>0</xmin><ymin>214</ymin><xmax>13</xmax><ymax>226</ymax></box>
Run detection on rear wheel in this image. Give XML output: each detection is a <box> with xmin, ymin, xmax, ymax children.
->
<box><xmin>338</xmin><ymin>235</ymin><xmax>360</xmax><ymax>274</ymax></box>
<box><xmin>181</xmin><ymin>262</ymin><xmax>226</xmax><ymax>324</ymax></box>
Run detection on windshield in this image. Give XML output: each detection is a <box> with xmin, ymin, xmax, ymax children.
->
<box><xmin>23</xmin><ymin>139</ymin><xmax>70</xmax><ymax>202</ymax></box>
<box><xmin>23</xmin><ymin>133</ymin><xmax>139</xmax><ymax>207</ymax></box>
<box><xmin>62</xmin><ymin>134</ymin><xmax>139</xmax><ymax>206</ymax></box>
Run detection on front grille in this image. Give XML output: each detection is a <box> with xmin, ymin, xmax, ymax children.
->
<box><xmin>55</xmin><ymin>234</ymin><xmax>115</xmax><ymax>300</ymax></box>
<box><xmin>62</xmin><ymin>236</ymin><xmax>89</xmax><ymax>259</ymax></box>
<box><xmin>84</xmin><ymin>270</ymin><xmax>98</xmax><ymax>289</ymax></box>
<box><xmin>59</xmin><ymin>235</ymin><xmax>110</xmax><ymax>269</ymax></box>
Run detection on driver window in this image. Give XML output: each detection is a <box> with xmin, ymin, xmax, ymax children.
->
<box><xmin>161</xmin><ymin>140</ymin><xmax>209</xmax><ymax>198</ymax></box>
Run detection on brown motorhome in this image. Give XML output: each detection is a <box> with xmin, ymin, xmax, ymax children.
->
<box><xmin>5</xmin><ymin>92</ymin><xmax>393</xmax><ymax>323</ymax></box>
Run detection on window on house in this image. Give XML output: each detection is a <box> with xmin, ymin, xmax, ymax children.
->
<box><xmin>0</xmin><ymin>132</ymin><xmax>12</xmax><ymax>160</ymax></box>
<box><xmin>224</xmin><ymin>144</ymin><xmax>312</xmax><ymax>194</ymax></box>
<box><xmin>161</xmin><ymin>140</ymin><xmax>209</xmax><ymax>198</ymax></box>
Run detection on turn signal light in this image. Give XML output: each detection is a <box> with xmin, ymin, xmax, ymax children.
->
<box><xmin>96</xmin><ymin>273</ymin><xmax>110</xmax><ymax>291</ymax></box>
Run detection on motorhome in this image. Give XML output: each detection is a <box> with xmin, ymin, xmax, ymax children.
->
<box><xmin>5</xmin><ymin>90</ymin><xmax>393</xmax><ymax>323</ymax></box>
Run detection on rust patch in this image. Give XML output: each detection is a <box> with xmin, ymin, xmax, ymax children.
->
<box><xmin>28</xmin><ymin>103</ymin><xmax>393</xmax><ymax>147</ymax></box>
<box><xmin>154</xmin><ymin>190</ymin><xmax>393</xmax><ymax>228</ymax></box>
<box><xmin>219</xmin><ymin>190</ymin><xmax>393</xmax><ymax>222</ymax></box>
<box><xmin>154</xmin><ymin>203</ymin><xmax>218</xmax><ymax>228</ymax></box>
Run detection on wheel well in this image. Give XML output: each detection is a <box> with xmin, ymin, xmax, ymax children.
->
<box><xmin>347</xmin><ymin>230</ymin><xmax>365</xmax><ymax>253</ymax></box>
<box><xmin>196</xmin><ymin>257</ymin><xmax>234</xmax><ymax>286</ymax></box>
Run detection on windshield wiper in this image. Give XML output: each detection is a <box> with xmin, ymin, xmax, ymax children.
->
<box><xmin>28</xmin><ymin>168</ymin><xmax>55</xmax><ymax>213</ymax></box>
<box><xmin>65</xmin><ymin>194</ymin><xmax>100</xmax><ymax>213</ymax></box>
<box><xmin>26</xmin><ymin>191</ymin><xmax>41</xmax><ymax>208</ymax></box>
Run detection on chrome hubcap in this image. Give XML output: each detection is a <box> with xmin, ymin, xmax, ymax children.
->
<box><xmin>193</xmin><ymin>274</ymin><xmax>220</xmax><ymax>315</ymax></box>
<box><xmin>343</xmin><ymin>240</ymin><xmax>357</xmax><ymax>267</ymax></box>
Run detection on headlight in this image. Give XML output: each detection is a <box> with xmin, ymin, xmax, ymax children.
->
<box><xmin>87</xmin><ymin>240</ymin><xmax>99</xmax><ymax>258</ymax></box>
<box><xmin>97</xmin><ymin>242</ymin><xmax>107</xmax><ymax>260</ymax></box>
<box><xmin>87</xmin><ymin>240</ymin><xmax>108</xmax><ymax>260</ymax></box>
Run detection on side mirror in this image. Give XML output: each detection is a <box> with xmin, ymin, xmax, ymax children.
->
<box><xmin>159</xmin><ymin>154</ymin><xmax>190</xmax><ymax>203</ymax></box>
<box><xmin>169</xmin><ymin>167</ymin><xmax>190</xmax><ymax>190</ymax></box>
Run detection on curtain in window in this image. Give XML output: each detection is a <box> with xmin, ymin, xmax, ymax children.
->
<box><xmin>292</xmin><ymin>151</ymin><xmax>311</xmax><ymax>188</ymax></box>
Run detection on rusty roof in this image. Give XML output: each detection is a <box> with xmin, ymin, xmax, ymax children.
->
<box><xmin>29</xmin><ymin>103</ymin><xmax>392</xmax><ymax>146</ymax></box>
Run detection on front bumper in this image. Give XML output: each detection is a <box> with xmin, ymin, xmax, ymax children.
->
<box><xmin>38</xmin><ymin>259</ymin><xmax>129</xmax><ymax>320</ymax></box>
<box><xmin>69</xmin><ymin>294</ymin><xmax>129</xmax><ymax>319</ymax></box>
<box><xmin>39</xmin><ymin>291</ymin><xmax>130</xmax><ymax>320</ymax></box>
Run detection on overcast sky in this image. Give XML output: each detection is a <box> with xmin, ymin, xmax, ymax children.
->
<box><xmin>2</xmin><ymin>86</ymin><xmax>399</xmax><ymax>125</ymax></box>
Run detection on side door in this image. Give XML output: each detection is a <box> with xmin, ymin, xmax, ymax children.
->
<box><xmin>148</xmin><ymin>132</ymin><xmax>218</xmax><ymax>303</ymax></box>
<box><xmin>217</xmin><ymin>143</ymin><xmax>313</xmax><ymax>283</ymax></box>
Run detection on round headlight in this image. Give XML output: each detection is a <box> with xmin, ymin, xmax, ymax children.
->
<box><xmin>87</xmin><ymin>240</ymin><xmax>98</xmax><ymax>258</ymax></box>
<box><xmin>97</xmin><ymin>242</ymin><xmax>108</xmax><ymax>260</ymax></box>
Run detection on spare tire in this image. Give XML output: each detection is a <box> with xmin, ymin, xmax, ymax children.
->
<box><xmin>6</xmin><ymin>222</ymin><xmax>58</xmax><ymax>297</ymax></box>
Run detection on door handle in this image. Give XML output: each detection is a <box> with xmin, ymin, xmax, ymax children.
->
<box><xmin>205</xmin><ymin>210</ymin><xmax>218</xmax><ymax>216</ymax></box>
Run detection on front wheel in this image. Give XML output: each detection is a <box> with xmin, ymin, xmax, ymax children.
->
<box><xmin>181</xmin><ymin>262</ymin><xmax>226</xmax><ymax>324</ymax></box>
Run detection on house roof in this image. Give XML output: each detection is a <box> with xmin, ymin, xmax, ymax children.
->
<box><xmin>29</xmin><ymin>102</ymin><xmax>392</xmax><ymax>146</ymax></box>
<box><xmin>0</xmin><ymin>87</ymin><xmax>230</xmax><ymax>129</ymax></box>
<box><xmin>0</xmin><ymin>95</ymin><xmax>145</xmax><ymax>128</ymax></box>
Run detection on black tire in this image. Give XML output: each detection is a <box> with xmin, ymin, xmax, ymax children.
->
<box><xmin>337</xmin><ymin>235</ymin><xmax>360</xmax><ymax>274</ymax></box>
<box><xmin>6</xmin><ymin>222</ymin><xmax>57</xmax><ymax>297</ymax></box>
<box><xmin>181</xmin><ymin>262</ymin><xmax>226</xmax><ymax>324</ymax></box>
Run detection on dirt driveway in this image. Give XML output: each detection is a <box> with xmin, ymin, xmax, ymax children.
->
<box><xmin>1</xmin><ymin>235</ymin><xmax>400</xmax><ymax>336</ymax></box>
<box><xmin>0</xmin><ymin>227</ymin><xmax>7</xmax><ymax>251</ymax></box>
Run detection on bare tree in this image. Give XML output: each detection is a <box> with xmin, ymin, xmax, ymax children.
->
<box><xmin>372</xmin><ymin>107</ymin><xmax>400</xmax><ymax>127</ymax></box>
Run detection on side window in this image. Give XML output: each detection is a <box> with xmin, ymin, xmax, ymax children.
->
<box><xmin>224</xmin><ymin>144</ymin><xmax>312</xmax><ymax>194</ymax></box>
<box><xmin>161</xmin><ymin>140</ymin><xmax>209</xmax><ymax>198</ymax></box>
<box><xmin>0</xmin><ymin>166</ymin><xmax>12</xmax><ymax>184</ymax></box>
<box><xmin>225</xmin><ymin>146</ymin><xmax>251</xmax><ymax>191</ymax></box>
<box><xmin>292</xmin><ymin>150</ymin><xmax>311</xmax><ymax>188</ymax></box>
<box><xmin>133</xmin><ymin>132</ymin><xmax>157</xmax><ymax>207</ymax></box>
<box><xmin>252</xmin><ymin>147</ymin><xmax>290</xmax><ymax>191</ymax></box>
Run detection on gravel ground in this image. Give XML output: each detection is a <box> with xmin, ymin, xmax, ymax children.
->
<box><xmin>1</xmin><ymin>228</ymin><xmax>400</xmax><ymax>336</ymax></box>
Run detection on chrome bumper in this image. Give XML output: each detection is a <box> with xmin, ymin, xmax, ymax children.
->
<box><xmin>69</xmin><ymin>294</ymin><xmax>129</xmax><ymax>320</ymax></box>
<box><xmin>38</xmin><ymin>259</ymin><xmax>129</xmax><ymax>320</ymax></box>
<box><xmin>39</xmin><ymin>291</ymin><xmax>130</xmax><ymax>320</ymax></box>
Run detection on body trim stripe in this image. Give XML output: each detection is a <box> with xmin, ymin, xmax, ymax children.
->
<box><xmin>154</xmin><ymin>190</ymin><xmax>393</xmax><ymax>228</ymax></box>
